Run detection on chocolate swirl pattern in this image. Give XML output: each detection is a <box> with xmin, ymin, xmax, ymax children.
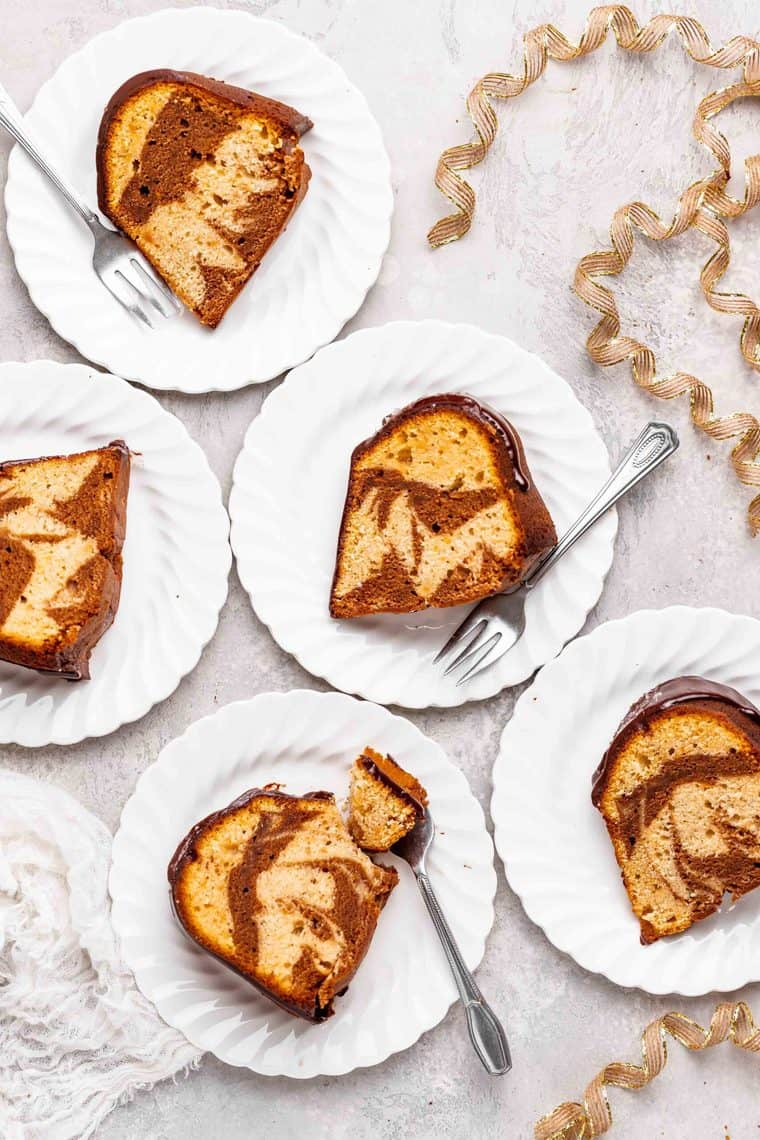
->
<box><xmin>0</xmin><ymin>443</ymin><xmax>129</xmax><ymax>680</ymax></box>
<box><xmin>593</xmin><ymin>677</ymin><xmax>760</xmax><ymax>944</ymax></box>
<box><xmin>330</xmin><ymin>395</ymin><xmax>556</xmax><ymax>618</ymax></box>
<box><xmin>97</xmin><ymin>71</ymin><xmax>311</xmax><ymax>328</ymax></box>
<box><xmin>427</xmin><ymin>6</ymin><xmax>760</xmax><ymax>532</ymax></box>
<box><xmin>169</xmin><ymin>788</ymin><xmax>398</xmax><ymax>1022</ymax></box>
<box><xmin>332</xmin><ymin>472</ymin><xmax>514</xmax><ymax>611</ymax></box>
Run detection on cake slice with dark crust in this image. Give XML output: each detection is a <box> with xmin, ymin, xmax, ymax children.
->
<box><xmin>168</xmin><ymin>788</ymin><xmax>398</xmax><ymax>1022</ymax></box>
<box><xmin>329</xmin><ymin>394</ymin><xmax>557</xmax><ymax>618</ymax></box>
<box><xmin>97</xmin><ymin>70</ymin><xmax>312</xmax><ymax>327</ymax></box>
<box><xmin>347</xmin><ymin>748</ymin><xmax>428</xmax><ymax>852</ymax></box>
<box><xmin>0</xmin><ymin>441</ymin><xmax>130</xmax><ymax>680</ymax></box>
<box><xmin>593</xmin><ymin>677</ymin><xmax>760</xmax><ymax>944</ymax></box>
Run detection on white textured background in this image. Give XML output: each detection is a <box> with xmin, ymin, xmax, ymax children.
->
<box><xmin>3</xmin><ymin>1</ymin><xmax>760</xmax><ymax>1137</ymax></box>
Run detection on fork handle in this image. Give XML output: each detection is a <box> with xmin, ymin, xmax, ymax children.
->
<box><xmin>416</xmin><ymin>871</ymin><xmax>511</xmax><ymax>1075</ymax></box>
<box><xmin>0</xmin><ymin>79</ymin><xmax>99</xmax><ymax>227</ymax></box>
<box><xmin>525</xmin><ymin>420</ymin><xmax>679</xmax><ymax>590</ymax></box>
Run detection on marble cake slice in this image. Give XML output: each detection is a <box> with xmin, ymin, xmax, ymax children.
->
<box><xmin>0</xmin><ymin>441</ymin><xmax>130</xmax><ymax>680</ymax></box>
<box><xmin>168</xmin><ymin>788</ymin><xmax>398</xmax><ymax>1022</ymax></box>
<box><xmin>593</xmin><ymin>677</ymin><xmax>760</xmax><ymax>944</ymax></box>
<box><xmin>97</xmin><ymin>70</ymin><xmax>312</xmax><ymax>327</ymax></box>
<box><xmin>329</xmin><ymin>394</ymin><xmax>557</xmax><ymax>618</ymax></box>
<box><xmin>347</xmin><ymin>747</ymin><xmax>428</xmax><ymax>852</ymax></box>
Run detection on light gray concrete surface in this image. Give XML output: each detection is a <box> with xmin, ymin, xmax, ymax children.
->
<box><xmin>2</xmin><ymin>0</ymin><xmax>760</xmax><ymax>1136</ymax></box>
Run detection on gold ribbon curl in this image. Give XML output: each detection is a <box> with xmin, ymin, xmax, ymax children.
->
<box><xmin>535</xmin><ymin>1001</ymin><xmax>760</xmax><ymax>1139</ymax></box>
<box><xmin>428</xmin><ymin>6</ymin><xmax>760</xmax><ymax>533</ymax></box>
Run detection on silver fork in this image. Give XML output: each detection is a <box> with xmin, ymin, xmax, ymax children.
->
<box><xmin>435</xmin><ymin>420</ymin><xmax>679</xmax><ymax>684</ymax></box>
<box><xmin>0</xmin><ymin>80</ymin><xmax>181</xmax><ymax>329</ymax></box>
<box><xmin>393</xmin><ymin>808</ymin><xmax>511</xmax><ymax>1075</ymax></box>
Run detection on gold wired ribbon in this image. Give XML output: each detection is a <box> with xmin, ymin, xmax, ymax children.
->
<box><xmin>428</xmin><ymin>6</ymin><xmax>760</xmax><ymax>533</ymax></box>
<box><xmin>534</xmin><ymin>1001</ymin><xmax>760</xmax><ymax>1139</ymax></box>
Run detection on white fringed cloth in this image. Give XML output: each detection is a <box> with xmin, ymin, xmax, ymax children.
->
<box><xmin>0</xmin><ymin>769</ymin><xmax>202</xmax><ymax>1139</ymax></box>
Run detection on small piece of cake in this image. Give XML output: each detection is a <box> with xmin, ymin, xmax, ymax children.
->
<box><xmin>97</xmin><ymin>70</ymin><xmax>312</xmax><ymax>327</ymax></box>
<box><xmin>329</xmin><ymin>394</ymin><xmax>556</xmax><ymax>618</ymax></box>
<box><xmin>168</xmin><ymin>788</ymin><xmax>398</xmax><ymax>1021</ymax></box>
<box><xmin>593</xmin><ymin>677</ymin><xmax>760</xmax><ymax>944</ymax></box>
<box><xmin>0</xmin><ymin>441</ymin><xmax>130</xmax><ymax>680</ymax></box>
<box><xmin>347</xmin><ymin>747</ymin><xmax>428</xmax><ymax>852</ymax></box>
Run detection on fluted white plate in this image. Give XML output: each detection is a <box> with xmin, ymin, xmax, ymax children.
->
<box><xmin>110</xmin><ymin>690</ymin><xmax>495</xmax><ymax>1076</ymax></box>
<box><xmin>4</xmin><ymin>8</ymin><xmax>392</xmax><ymax>392</ymax></box>
<box><xmin>493</xmin><ymin>606</ymin><xmax>760</xmax><ymax>996</ymax></box>
<box><xmin>0</xmin><ymin>361</ymin><xmax>230</xmax><ymax>746</ymax></box>
<box><xmin>230</xmin><ymin>321</ymin><xmax>616</xmax><ymax>709</ymax></box>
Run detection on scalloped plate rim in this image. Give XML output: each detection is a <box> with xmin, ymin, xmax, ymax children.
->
<box><xmin>0</xmin><ymin>359</ymin><xmax>231</xmax><ymax>746</ymax></box>
<box><xmin>492</xmin><ymin>604</ymin><xmax>760</xmax><ymax>996</ymax></box>
<box><xmin>4</xmin><ymin>7</ymin><xmax>393</xmax><ymax>393</ymax></box>
<box><xmin>110</xmin><ymin>688</ymin><xmax>497</xmax><ymax>1077</ymax></box>
<box><xmin>229</xmin><ymin>319</ymin><xmax>618</xmax><ymax>710</ymax></box>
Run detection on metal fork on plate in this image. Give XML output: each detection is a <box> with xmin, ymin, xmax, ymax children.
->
<box><xmin>0</xmin><ymin>80</ymin><xmax>181</xmax><ymax>328</ymax></box>
<box><xmin>393</xmin><ymin>806</ymin><xmax>511</xmax><ymax>1075</ymax></box>
<box><xmin>435</xmin><ymin>420</ymin><xmax>679</xmax><ymax>684</ymax></box>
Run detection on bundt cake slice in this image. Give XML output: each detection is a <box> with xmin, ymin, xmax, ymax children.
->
<box><xmin>593</xmin><ymin>677</ymin><xmax>760</xmax><ymax>944</ymax></box>
<box><xmin>0</xmin><ymin>441</ymin><xmax>130</xmax><ymax>680</ymax></box>
<box><xmin>168</xmin><ymin>788</ymin><xmax>398</xmax><ymax>1021</ymax></box>
<box><xmin>97</xmin><ymin>70</ymin><xmax>312</xmax><ymax>327</ymax></box>
<box><xmin>329</xmin><ymin>394</ymin><xmax>556</xmax><ymax>618</ymax></box>
<box><xmin>347</xmin><ymin>747</ymin><xmax>428</xmax><ymax>852</ymax></box>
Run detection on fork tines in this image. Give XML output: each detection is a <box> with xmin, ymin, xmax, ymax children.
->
<box><xmin>106</xmin><ymin>256</ymin><xmax>180</xmax><ymax>329</ymax></box>
<box><xmin>434</xmin><ymin>614</ymin><xmax>505</xmax><ymax>685</ymax></box>
<box><xmin>127</xmin><ymin>256</ymin><xmax>181</xmax><ymax>319</ymax></box>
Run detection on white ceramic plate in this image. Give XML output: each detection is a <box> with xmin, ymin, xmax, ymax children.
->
<box><xmin>109</xmin><ymin>689</ymin><xmax>495</xmax><ymax>1077</ymax></box>
<box><xmin>0</xmin><ymin>361</ymin><xmax>230</xmax><ymax>747</ymax></box>
<box><xmin>230</xmin><ymin>320</ymin><xmax>616</xmax><ymax>709</ymax></box>
<box><xmin>492</xmin><ymin>606</ymin><xmax>760</xmax><ymax>996</ymax></box>
<box><xmin>4</xmin><ymin>8</ymin><xmax>392</xmax><ymax>393</ymax></box>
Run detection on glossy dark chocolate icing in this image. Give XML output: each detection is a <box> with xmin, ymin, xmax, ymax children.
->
<box><xmin>358</xmin><ymin>752</ymin><xmax>427</xmax><ymax>817</ymax></box>
<box><xmin>592</xmin><ymin>676</ymin><xmax>760</xmax><ymax>806</ymax></box>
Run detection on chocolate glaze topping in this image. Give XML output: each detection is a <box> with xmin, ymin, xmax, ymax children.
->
<box><xmin>357</xmin><ymin>751</ymin><xmax>427</xmax><ymax>816</ymax></box>
<box><xmin>592</xmin><ymin>676</ymin><xmax>760</xmax><ymax>807</ymax></box>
